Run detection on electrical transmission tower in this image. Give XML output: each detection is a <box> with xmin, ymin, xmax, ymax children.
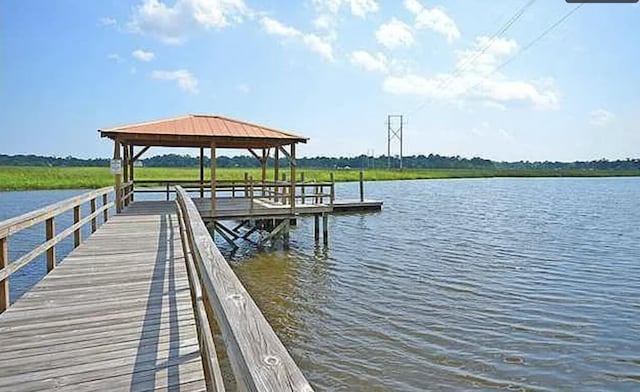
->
<box><xmin>386</xmin><ymin>114</ymin><xmax>405</xmax><ymax>169</ymax></box>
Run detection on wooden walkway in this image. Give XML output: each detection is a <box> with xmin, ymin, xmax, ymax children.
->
<box><xmin>0</xmin><ymin>201</ymin><xmax>207</xmax><ymax>392</ymax></box>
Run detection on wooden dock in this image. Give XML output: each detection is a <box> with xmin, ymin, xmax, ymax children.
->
<box><xmin>0</xmin><ymin>186</ymin><xmax>317</xmax><ymax>391</ymax></box>
<box><xmin>0</xmin><ymin>201</ymin><xmax>206</xmax><ymax>391</ymax></box>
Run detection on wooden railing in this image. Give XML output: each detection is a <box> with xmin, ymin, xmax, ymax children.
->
<box><xmin>0</xmin><ymin>186</ymin><xmax>115</xmax><ymax>313</ymax></box>
<box><xmin>132</xmin><ymin>178</ymin><xmax>336</xmax><ymax>207</ymax></box>
<box><xmin>175</xmin><ymin>186</ymin><xmax>314</xmax><ymax>392</ymax></box>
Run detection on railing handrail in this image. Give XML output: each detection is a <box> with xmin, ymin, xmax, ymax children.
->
<box><xmin>0</xmin><ymin>186</ymin><xmax>115</xmax><ymax>312</ymax></box>
<box><xmin>175</xmin><ymin>186</ymin><xmax>314</xmax><ymax>392</ymax></box>
<box><xmin>0</xmin><ymin>186</ymin><xmax>113</xmax><ymax>239</ymax></box>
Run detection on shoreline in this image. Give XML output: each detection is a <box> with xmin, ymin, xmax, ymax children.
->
<box><xmin>1</xmin><ymin>166</ymin><xmax>639</xmax><ymax>191</ymax></box>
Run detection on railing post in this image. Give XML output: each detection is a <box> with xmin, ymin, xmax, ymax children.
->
<box><xmin>166</xmin><ymin>184</ymin><xmax>170</xmax><ymax>201</ymax></box>
<box><xmin>244</xmin><ymin>172</ymin><xmax>249</xmax><ymax>198</ymax></box>
<box><xmin>330</xmin><ymin>173</ymin><xmax>335</xmax><ymax>205</ymax></box>
<box><xmin>73</xmin><ymin>205</ymin><xmax>81</xmax><ymax>248</ymax></box>
<box><xmin>90</xmin><ymin>198</ymin><xmax>97</xmax><ymax>233</ymax></box>
<box><xmin>300</xmin><ymin>172</ymin><xmax>305</xmax><ymax>205</ymax></box>
<box><xmin>359</xmin><ymin>170</ymin><xmax>364</xmax><ymax>202</ymax></box>
<box><xmin>249</xmin><ymin>176</ymin><xmax>254</xmax><ymax>211</ymax></box>
<box><xmin>102</xmin><ymin>193</ymin><xmax>109</xmax><ymax>223</ymax></box>
<box><xmin>46</xmin><ymin>217</ymin><xmax>55</xmax><ymax>272</ymax></box>
<box><xmin>281</xmin><ymin>173</ymin><xmax>287</xmax><ymax>205</ymax></box>
<box><xmin>0</xmin><ymin>237</ymin><xmax>8</xmax><ymax>313</ymax></box>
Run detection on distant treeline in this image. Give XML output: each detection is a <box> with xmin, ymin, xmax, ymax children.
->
<box><xmin>1</xmin><ymin>153</ymin><xmax>639</xmax><ymax>171</ymax></box>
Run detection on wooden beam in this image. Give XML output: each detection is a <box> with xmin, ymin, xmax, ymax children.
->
<box><xmin>210</xmin><ymin>142</ymin><xmax>216</xmax><ymax>215</ymax></box>
<box><xmin>199</xmin><ymin>147</ymin><xmax>205</xmax><ymax>198</ymax></box>
<box><xmin>132</xmin><ymin>146</ymin><xmax>150</xmax><ymax>162</ymax></box>
<box><xmin>0</xmin><ymin>237</ymin><xmax>8</xmax><ymax>312</ymax></box>
<box><xmin>46</xmin><ymin>217</ymin><xmax>55</xmax><ymax>271</ymax></box>
<box><xmin>290</xmin><ymin>144</ymin><xmax>296</xmax><ymax>213</ymax></box>
<box><xmin>247</xmin><ymin>148</ymin><xmax>261</xmax><ymax>161</ymax></box>
<box><xmin>129</xmin><ymin>145</ymin><xmax>134</xmax><ymax>189</ymax></box>
<box><xmin>114</xmin><ymin>140</ymin><xmax>122</xmax><ymax>213</ymax></box>
<box><xmin>123</xmin><ymin>143</ymin><xmax>129</xmax><ymax>184</ymax></box>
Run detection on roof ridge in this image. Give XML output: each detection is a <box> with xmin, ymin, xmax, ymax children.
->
<box><xmin>202</xmin><ymin>114</ymin><xmax>307</xmax><ymax>140</ymax></box>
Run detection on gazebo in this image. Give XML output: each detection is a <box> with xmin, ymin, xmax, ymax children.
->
<box><xmin>99</xmin><ymin>114</ymin><xmax>308</xmax><ymax>215</ymax></box>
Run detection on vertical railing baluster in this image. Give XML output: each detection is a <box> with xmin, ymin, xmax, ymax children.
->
<box><xmin>0</xmin><ymin>237</ymin><xmax>8</xmax><ymax>313</ymax></box>
<box><xmin>103</xmin><ymin>193</ymin><xmax>109</xmax><ymax>223</ymax></box>
<box><xmin>46</xmin><ymin>217</ymin><xmax>55</xmax><ymax>272</ymax></box>
<box><xmin>90</xmin><ymin>198</ymin><xmax>97</xmax><ymax>233</ymax></box>
<box><xmin>73</xmin><ymin>205</ymin><xmax>81</xmax><ymax>248</ymax></box>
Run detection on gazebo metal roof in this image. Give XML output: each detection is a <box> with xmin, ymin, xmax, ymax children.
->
<box><xmin>99</xmin><ymin>114</ymin><xmax>308</xmax><ymax>149</ymax></box>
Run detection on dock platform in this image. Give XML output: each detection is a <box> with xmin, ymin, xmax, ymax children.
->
<box><xmin>0</xmin><ymin>201</ymin><xmax>207</xmax><ymax>392</ymax></box>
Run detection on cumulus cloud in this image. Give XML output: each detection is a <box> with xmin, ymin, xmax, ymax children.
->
<box><xmin>382</xmin><ymin>36</ymin><xmax>559</xmax><ymax>110</ymax></box>
<box><xmin>312</xmin><ymin>0</ymin><xmax>379</xmax><ymax>18</ymax></box>
<box><xmin>260</xmin><ymin>16</ymin><xmax>334</xmax><ymax>61</ymax></box>
<box><xmin>404</xmin><ymin>0</ymin><xmax>460</xmax><ymax>43</ymax></box>
<box><xmin>350</xmin><ymin>50</ymin><xmax>388</xmax><ymax>73</ymax></box>
<box><xmin>129</xmin><ymin>0</ymin><xmax>250</xmax><ymax>44</ymax></box>
<box><xmin>132</xmin><ymin>49</ymin><xmax>156</xmax><ymax>61</ymax></box>
<box><xmin>376</xmin><ymin>18</ymin><xmax>414</xmax><ymax>49</ymax></box>
<box><xmin>151</xmin><ymin>69</ymin><xmax>199</xmax><ymax>93</ymax></box>
<box><xmin>590</xmin><ymin>109</ymin><xmax>614</xmax><ymax>126</ymax></box>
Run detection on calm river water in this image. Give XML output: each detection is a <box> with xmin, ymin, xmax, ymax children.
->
<box><xmin>1</xmin><ymin>178</ymin><xmax>639</xmax><ymax>391</ymax></box>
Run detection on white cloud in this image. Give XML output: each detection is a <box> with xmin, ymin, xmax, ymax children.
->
<box><xmin>132</xmin><ymin>49</ymin><xmax>156</xmax><ymax>62</ymax></box>
<box><xmin>302</xmin><ymin>34</ymin><xmax>334</xmax><ymax>61</ymax></box>
<box><xmin>312</xmin><ymin>0</ymin><xmax>379</xmax><ymax>18</ymax></box>
<box><xmin>107</xmin><ymin>53</ymin><xmax>124</xmax><ymax>63</ymax></box>
<box><xmin>261</xmin><ymin>16</ymin><xmax>301</xmax><ymax>38</ymax></box>
<box><xmin>129</xmin><ymin>0</ymin><xmax>250</xmax><ymax>44</ymax></box>
<box><xmin>382</xmin><ymin>35</ymin><xmax>559</xmax><ymax>110</ymax></box>
<box><xmin>151</xmin><ymin>69</ymin><xmax>199</xmax><ymax>93</ymax></box>
<box><xmin>100</xmin><ymin>17</ymin><xmax>117</xmax><ymax>26</ymax></box>
<box><xmin>347</xmin><ymin>0</ymin><xmax>379</xmax><ymax>17</ymax></box>
<box><xmin>376</xmin><ymin>18</ymin><xmax>414</xmax><ymax>49</ymax></box>
<box><xmin>590</xmin><ymin>109</ymin><xmax>614</xmax><ymax>126</ymax></box>
<box><xmin>350</xmin><ymin>50</ymin><xmax>388</xmax><ymax>73</ymax></box>
<box><xmin>404</xmin><ymin>0</ymin><xmax>460</xmax><ymax>43</ymax></box>
<box><xmin>261</xmin><ymin>17</ymin><xmax>334</xmax><ymax>61</ymax></box>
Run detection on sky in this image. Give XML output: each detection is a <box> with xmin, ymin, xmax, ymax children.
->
<box><xmin>1</xmin><ymin>0</ymin><xmax>638</xmax><ymax>161</ymax></box>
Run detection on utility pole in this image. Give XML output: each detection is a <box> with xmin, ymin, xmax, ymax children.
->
<box><xmin>386</xmin><ymin>114</ymin><xmax>405</xmax><ymax>170</ymax></box>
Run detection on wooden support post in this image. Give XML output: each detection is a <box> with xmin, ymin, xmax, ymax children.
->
<box><xmin>199</xmin><ymin>147</ymin><xmax>205</xmax><ymax>198</ymax></box>
<box><xmin>322</xmin><ymin>213</ymin><xmax>328</xmax><ymax>245</ymax></box>
<box><xmin>314</xmin><ymin>215</ymin><xmax>320</xmax><ymax>241</ymax></box>
<box><xmin>46</xmin><ymin>217</ymin><xmax>55</xmax><ymax>272</ymax></box>
<box><xmin>211</xmin><ymin>143</ymin><xmax>216</xmax><ymax>216</ymax></box>
<box><xmin>360</xmin><ymin>170</ymin><xmax>364</xmax><ymax>202</ymax></box>
<box><xmin>290</xmin><ymin>143</ymin><xmax>296</xmax><ymax>213</ymax></box>
<box><xmin>129</xmin><ymin>145</ymin><xmax>135</xmax><ymax>202</ymax></box>
<box><xmin>300</xmin><ymin>172</ymin><xmax>305</xmax><ymax>205</ymax></box>
<box><xmin>90</xmin><ymin>198</ymin><xmax>97</xmax><ymax>233</ymax></box>
<box><xmin>73</xmin><ymin>205</ymin><xmax>81</xmax><ymax>248</ymax></box>
<box><xmin>102</xmin><ymin>193</ymin><xmax>109</xmax><ymax>223</ymax></box>
<box><xmin>274</xmin><ymin>146</ymin><xmax>280</xmax><ymax>203</ymax></box>
<box><xmin>0</xmin><ymin>237</ymin><xmax>9</xmax><ymax>312</ymax></box>
<box><xmin>330</xmin><ymin>172</ymin><xmax>335</xmax><ymax>205</ymax></box>
<box><xmin>261</xmin><ymin>148</ymin><xmax>267</xmax><ymax>196</ymax></box>
<box><xmin>114</xmin><ymin>140</ymin><xmax>122</xmax><ymax>213</ymax></box>
<box><xmin>249</xmin><ymin>175</ymin><xmax>254</xmax><ymax>211</ymax></box>
<box><xmin>244</xmin><ymin>172</ymin><xmax>249</xmax><ymax>198</ymax></box>
<box><xmin>123</xmin><ymin>143</ymin><xmax>129</xmax><ymax>184</ymax></box>
<box><xmin>281</xmin><ymin>173</ymin><xmax>287</xmax><ymax>205</ymax></box>
<box><xmin>166</xmin><ymin>184</ymin><xmax>170</xmax><ymax>201</ymax></box>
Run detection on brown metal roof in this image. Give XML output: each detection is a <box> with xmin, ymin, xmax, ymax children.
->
<box><xmin>99</xmin><ymin>114</ymin><xmax>308</xmax><ymax>148</ymax></box>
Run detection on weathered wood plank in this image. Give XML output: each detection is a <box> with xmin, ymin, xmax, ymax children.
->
<box><xmin>176</xmin><ymin>186</ymin><xmax>313</xmax><ymax>392</ymax></box>
<box><xmin>0</xmin><ymin>201</ymin><xmax>206</xmax><ymax>392</ymax></box>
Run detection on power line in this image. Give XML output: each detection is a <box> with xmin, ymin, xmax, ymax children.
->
<box><xmin>407</xmin><ymin>0</ymin><xmax>538</xmax><ymax>116</ymax></box>
<box><xmin>463</xmin><ymin>3</ymin><xmax>584</xmax><ymax>96</ymax></box>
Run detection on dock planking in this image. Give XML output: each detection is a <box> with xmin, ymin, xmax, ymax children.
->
<box><xmin>0</xmin><ymin>201</ymin><xmax>207</xmax><ymax>392</ymax></box>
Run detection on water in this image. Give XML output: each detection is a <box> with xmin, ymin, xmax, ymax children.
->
<box><xmin>1</xmin><ymin>178</ymin><xmax>639</xmax><ymax>391</ymax></box>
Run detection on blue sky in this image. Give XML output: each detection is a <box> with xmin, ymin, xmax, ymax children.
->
<box><xmin>1</xmin><ymin>0</ymin><xmax>638</xmax><ymax>161</ymax></box>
